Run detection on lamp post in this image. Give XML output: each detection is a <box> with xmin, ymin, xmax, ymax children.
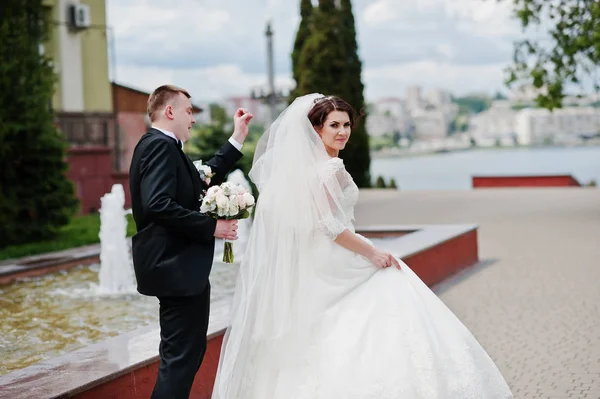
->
<box><xmin>265</xmin><ymin>21</ymin><xmax>276</xmax><ymax>125</ymax></box>
<box><xmin>251</xmin><ymin>21</ymin><xmax>287</xmax><ymax>127</ymax></box>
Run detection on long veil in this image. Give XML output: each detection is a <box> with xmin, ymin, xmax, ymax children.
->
<box><xmin>212</xmin><ymin>94</ymin><xmax>353</xmax><ymax>398</ymax></box>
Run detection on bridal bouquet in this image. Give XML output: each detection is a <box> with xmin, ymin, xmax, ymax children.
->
<box><xmin>200</xmin><ymin>182</ymin><xmax>255</xmax><ymax>263</ymax></box>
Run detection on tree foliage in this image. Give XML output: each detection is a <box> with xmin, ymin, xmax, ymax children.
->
<box><xmin>291</xmin><ymin>0</ymin><xmax>371</xmax><ymax>187</ymax></box>
<box><xmin>0</xmin><ymin>0</ymin><xmax>78</xmax><ymax>248</ymax></box>
<box><xmin>505</xmin><ymin>0</ymin><xmax>600</xmax><ymax>109</ymax></box>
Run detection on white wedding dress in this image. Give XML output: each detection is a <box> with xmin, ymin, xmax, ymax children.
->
<box><xmin>212</xmin><ymin>95</ymin><xmax>513</xmax><ymax>399</ymax></box>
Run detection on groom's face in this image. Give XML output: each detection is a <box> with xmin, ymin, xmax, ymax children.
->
<box><xmin>170</xmin><ymin>92</ymin><xmax>196</xmax><ymax>142</ymax></box>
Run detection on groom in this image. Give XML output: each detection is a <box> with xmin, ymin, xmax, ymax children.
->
<box><xmin>129</xmin><ymin>85</ymin><xmax>252</xmax><ymax>399</ymax></box>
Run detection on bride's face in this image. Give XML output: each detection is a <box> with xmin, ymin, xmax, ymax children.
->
<box><xmin>316</xmin><ymin>110</ymin><xmax>351</xmax><ymax>155</ymax></box>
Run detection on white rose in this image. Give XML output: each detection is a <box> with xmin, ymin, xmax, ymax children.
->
<box><xmin>204</xmin><ymin>192</ymin><xmax>216</xmax><ymax>202</ymax></box>
<box><xmin>236</xmin><ymin>194</ymin><xmax>246</xmax><ymax>210</ymax></box>
<box><xmin>200</xmin><ymin>165</ymin><xmax>213</xmax><ymax>177</ymax></box>
<box><xmin>235</xmin><ymin>184</ymin><xmax>247</xmax><ymax>195</ymax></box>
<box><xmin>217</xmin><ymin>205</ymin><xmax>228</xmax><ymax>217</ymax></box>
<box><xmin>216</xmin><ymin>194</ymin><xmax>228</xmax><ymax>209</ymax></box>
<box><xmin>221</xmin><ymin>183</ymin><xmax>233</xmax><ymax>196</ymax></box>
<box><xmin>228</xmin><ymin>198</ymin><xmax>239</xmax><ymax>216</ymax></box>
<box><xmin>200</xmin><ymin>202</ymin><xmax>211</xmax><ymax>213</ymax></box>
<box><xmin>243</xmin><ymin>192</ymin><xmax>255</xmax><ymax>207</ymax></box>
<box><xmin>207</xmin><ymin>186</ymin><xmax>220</xmax><ymax>197</ymax></box>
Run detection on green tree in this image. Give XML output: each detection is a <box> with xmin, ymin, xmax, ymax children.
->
<box><xmin>292</xmin><ymin>0</ymin><xmax>371</xmax><ymax>187</ymax></box>
<box><xmin>0</xmin><ymin>0</ymin><xmax>78</xmax><ymax>248</ymax></box>
<box><xmin>452</xmin><ymin>96</ymin><xmax>491</xmax><ymax>114</ymax></box>
<box><xmin>504</xmin><ymin>1</ymin><xmax>600</xmax><ymax>109</ymax></box>
<box><xmin>187</xmin><ymin>105</ymin><xmax>230</xmax><ymax>162</ymax></box>
<box><xmin>375</xmin><ymin>176</ymin><xmax>387</xmax><ymax>189</ymax></box>
<box><xmin>290</xmin><ymin>0</ymin><xmax>314</xmax><ymax>101</ymax></box>
<box><xmin>295</xmin><ymin>0</ymin><xmax>347</xmax><ymax>95</ymax></box>
<box><xmin>186</xmin><ymin>104</ymin><xmax>261</xmax><ymax>196</ymax></box>
<box><xmin>337</xmin><ymin>0</ymin><xmax>371</xmax><ymax>188</ymax></box>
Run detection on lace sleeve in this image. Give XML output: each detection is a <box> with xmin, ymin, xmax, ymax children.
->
<box><xmin>318</xmin><ymin>214</ymin><xmax>346</xmax><ymax>240</ymax></box>
<box><xmin>316</xmin><ymin>158</ymin><xmax>347</xmax><ymax>240</ymax></box>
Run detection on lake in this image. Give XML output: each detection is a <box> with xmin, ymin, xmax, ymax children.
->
<box><xmin>370</xmin><ymin>146</ymin><xmax>600</xmax><ymax>190</ymax></box>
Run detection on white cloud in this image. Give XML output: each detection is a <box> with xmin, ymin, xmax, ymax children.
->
<box><xmin>447</xmin><ymin>0</ymin><xmax>520</xmax><ymax>38</ymax></box>
<box><xmin>106</xmin><ymin>0</ymin><xmax>523</xmax><ymax>103</ymax></box>
<box><xmin>364</xmin><ymin>61</ymin><xmax>509</xmax><ymax>98</ymax></box>
<box><xmin>115</xmin><ymin>63</ymin><xmax>294</xmax><ymax>103</ymax></box>
<box><xmin>363</xmin><ymin>0</ymin><xmax>400</xmax><ymax>25</ymax></box>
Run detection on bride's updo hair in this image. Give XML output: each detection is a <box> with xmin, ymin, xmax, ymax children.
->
<box><xmin>307</xmin><ymin>96</ymin><xmax>362</xmax><ymax>130</ymax></box>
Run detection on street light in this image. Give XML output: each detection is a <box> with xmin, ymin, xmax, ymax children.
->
<box><xmin>265</xmin><ymin>21</ymin><xmax>276</xmax><ymax>124</ymax></box>
<box><xmin>250</xmin><ymin>21</ymin><xmax>288</xmax><ymax>126</ymax></box>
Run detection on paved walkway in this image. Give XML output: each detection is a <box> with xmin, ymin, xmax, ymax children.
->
<box><xmin>356</xmin><ymin>188</ymin><xmax>600</xmax><ymax>399</ymax></box>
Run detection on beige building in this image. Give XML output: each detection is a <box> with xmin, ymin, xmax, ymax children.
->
<box><xmin>42</xmin><ymin>0</ymin><xmax>115</xmax><ymax>150</ymax></box>
<box><xmin>41</xmin><ymin>0</ymin><xmax>122</xmax><ymax>212</ymax></box>
<box><xmin>469</xmin><ymin>100</ymin><xmax>517</xmax><ymax>146</ymax></box>
<box><xmin>515</xmin><ymin>107</ymin><xmax>600</xmax><ymax>145</ymax></box>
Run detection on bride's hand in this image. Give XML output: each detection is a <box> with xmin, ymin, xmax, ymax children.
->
<box><xmin>366</xmin><ymin>247</ymin><xmax>401</xmax><ymax>270</ymax></box>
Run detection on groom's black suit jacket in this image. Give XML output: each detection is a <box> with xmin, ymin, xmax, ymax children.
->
<box><xmin>129</xmin><ymin>128</ymin><xmax>242</xmax><ymax>297</ymax></box>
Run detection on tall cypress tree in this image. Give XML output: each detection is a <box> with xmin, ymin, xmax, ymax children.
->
<box><xmin>0</xmin><ymin>0</ymin><xmax>78</xmax><ymax>247</ymax></box>
<box><xmin>295</xmin><ymin>0</ymin><xmax>346</xmax><ymax>99</ymax></box>
<box><xmin>292</xmin><ymin>0</ymin><xmax>371</xmax><ymax>187</ymax></box>
<box><xmin>337</xmin><ymin>0</ymin><xmax>370</xmax><ymax>187</ymax></box>
<box><xmin>290</xmin><ymin>0</ymin><xmax>314</xmax><ymax>101</ymax></box>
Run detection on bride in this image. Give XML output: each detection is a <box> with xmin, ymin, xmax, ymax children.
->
<box><xmin>211</xmin><ymin>94</ymin><xmax>513</xmax><ymax>398</ymax></box>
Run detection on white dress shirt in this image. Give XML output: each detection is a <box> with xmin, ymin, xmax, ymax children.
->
<box><xmin>152</xmin><ymin>126</ymin><xmax>243</xmax><ymax>152</ymax></box>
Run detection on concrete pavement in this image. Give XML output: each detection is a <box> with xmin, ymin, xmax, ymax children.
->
<box><xmin>355</xmin><ymin>188</ymin><xmax>600</xmax><ymax>399</ymax></box>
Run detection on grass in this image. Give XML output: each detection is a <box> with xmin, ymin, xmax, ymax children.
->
<box><xmin>0</xmin><ymin>214</ymin><xmax>137</xmax><ymax>262</ymax></box>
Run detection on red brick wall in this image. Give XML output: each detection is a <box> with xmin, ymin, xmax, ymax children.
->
<box><xmin>73</xmin><ymin>335</ymin><xmax>224</xmax><ymax>399</ymax></box>
<box><xmin>403</xmin><ymin>230</ymin><xmax>479</xmax><ymax>286</ymax></box>
<box><xmin>117</xmin><ymin>112</ymin><xmax>148</xmax><ymax>173</ymax></box>
<box><xmin>472</xmin><ymin>175</ymin><xmax>581</xmax><ymax>188</ymax></box>
<box><xmin>64</xmin><ymin>110</ymin><xmax>147</xmax><ymax>214</ymax></box>
<box><xmin>67</xmin><ymin>147</ymin><xmax>131</xmax><ymax>214</ymax></box>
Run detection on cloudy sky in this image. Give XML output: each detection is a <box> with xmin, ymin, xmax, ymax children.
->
<box><xmin>106</xmin><ymin>0</ymin><xmax>524</xmax><ymax>103</ymax></box>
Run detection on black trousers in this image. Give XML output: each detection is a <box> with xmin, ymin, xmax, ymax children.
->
<box><xmin>151</xmin><ymin>284</ymin><xmax>211</xmax><ymax>399</ymax></box>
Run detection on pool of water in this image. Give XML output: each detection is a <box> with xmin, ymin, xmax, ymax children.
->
<box><xmin>0</xmin><ymin>261</ymin><xmax>239</xmax><ymax>376</ymax></box>
<box><xmin>0</xmin><ymin>265</ymin><xmax>156</xmax><ymax>375</ymax></box>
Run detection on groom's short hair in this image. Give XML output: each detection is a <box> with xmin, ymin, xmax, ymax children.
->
<box><xmin>147</xmin><ymin>85</ymin><xmax>191</xmax><ymax>122</ymax></box>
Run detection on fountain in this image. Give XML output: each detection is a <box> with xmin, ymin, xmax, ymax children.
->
<box><xmin>97</xmin><ymin>184</ymin><xmax>136</xmax><ymax>295</ymax></box>
<box><xmin>0</xmin><ymin>181</ymin><xmax>245</xmax><ymax>377</ymax></box>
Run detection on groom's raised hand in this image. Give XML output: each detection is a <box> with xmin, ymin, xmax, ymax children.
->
<box><xmin>231</xmin><ymin>108</ymin><xmax>254</xmax><ymax>145</ymax></box>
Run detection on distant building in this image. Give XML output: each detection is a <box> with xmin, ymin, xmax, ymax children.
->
<box><xmin>469</xmin><ymin>100</ymin><xmax>516</xmax><ymax>146</ymax></box>
<box><xmin>427</xmin><ymin>89</ymin><xmax>452</xmax><ymax>108</ymax></box>
<box><xmin>406</xmin><ymin>87</ymin><xmax>458</xmax><ymax>140</ymax></box>
<box><xmin>515</xmin><ymin>107</ymin><xmax>600</xmax><ymax>145</ymax></box>
<box><xmin>411</xmin><ymin>105</ymin><xmax>450</xmax><ymax>140</ymax></box>
<box><xmin>224</xmin><ymin>90</ymin><xmax>288</xmax><ymax>128</ymax></box>
<box><xmin>405</xmin><ymin>86</ymin><xmax>423</xmax><ymax>112</ymax></box>
<box><xmin>366</xmin><ymin>98</ymin><xmax>408</xmax><ymax>138</ymax></box>
<box><xmin>43</xmin><ymin>0</ymin><xmax>115</xmax><ymax>148</ymax></box>
<box><xmin>224</xmin><ymin>96</ymin><xmax>267</xmax><ymax>126</ymax></box>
